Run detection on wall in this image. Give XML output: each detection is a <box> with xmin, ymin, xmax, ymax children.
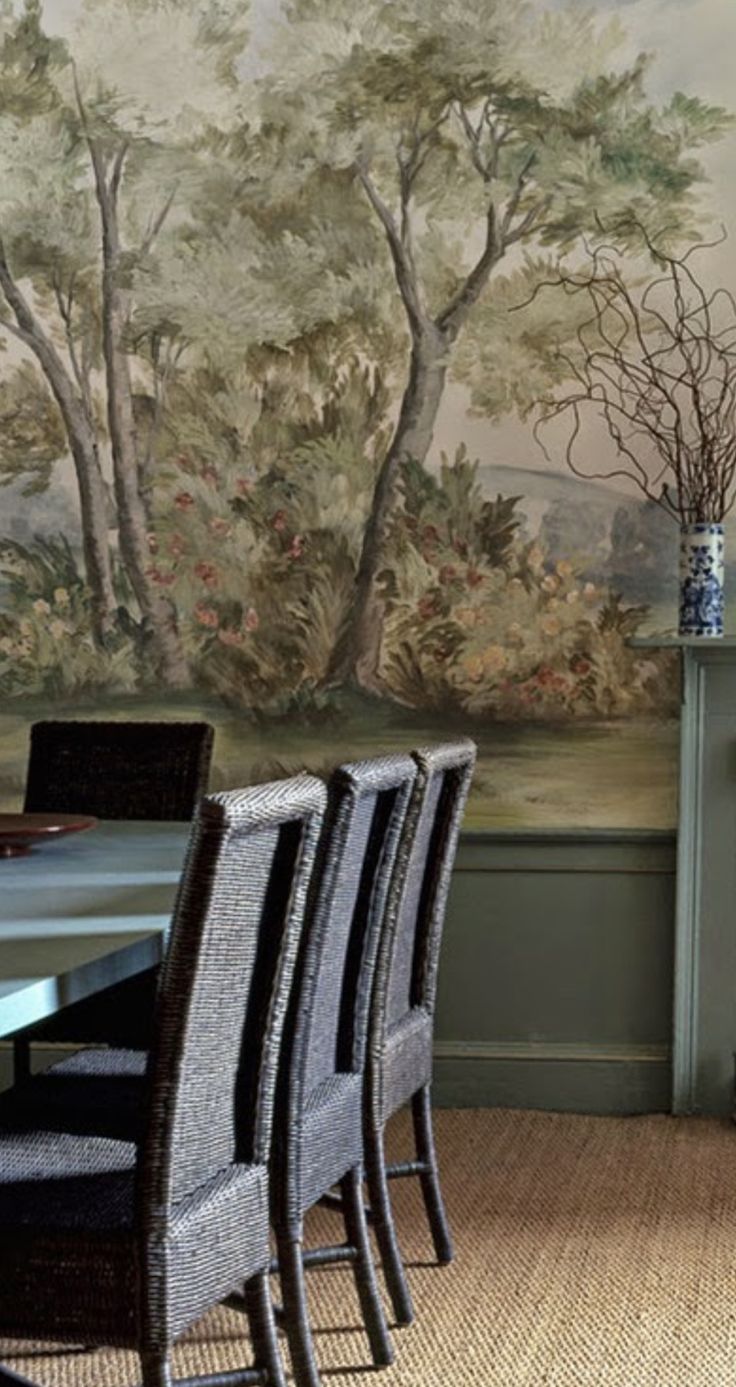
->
<box><xmin>0</xmin><ymin>0</ymin><xmax>703</xmax><ymax>1111</ymax></box>
<box><xmin>4</xmin><ymin>0</ymin><xmax>736</xmax><ymax>832</ymax></box>
<box><xmin>0</xmin><ymin>829</ymin><xmax>677</xmax><ymax>1113</ymax></box>
<box><xmin>433</xmin><ymin>830</ymin><xmax>676</xmax><ymax>1112</ymax></box>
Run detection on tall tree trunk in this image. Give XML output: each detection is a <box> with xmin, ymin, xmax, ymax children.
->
<box><xmin>337</xmin><ymin>322</ymin><xmax>451</xmax><ymax>688</ymax></box>
<box><xmin>93</xmin><ymin>156</ymin><xmax>190</xmax><ymax>689</ymax></box>
<box><xmin>60</xmin><ymin>397</ymin><xmax>117</xmax><ymax>645</ymax></box>
<box><xmin>0</xmin><ymin>247</ymin><xmax>116</xmax><ymax>644</ymax></box>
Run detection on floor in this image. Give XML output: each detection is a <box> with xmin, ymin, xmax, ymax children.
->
<box><xmin>3</xmin><ymin>1106</ymin><xmax>736</xmax><ymax>1386</ymax></box>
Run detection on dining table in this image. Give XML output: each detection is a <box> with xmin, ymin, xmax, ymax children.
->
<box><xmin>0</xmin><ymin>821</ymin><xmax>190</xmax><ymax>1043</ymax></box>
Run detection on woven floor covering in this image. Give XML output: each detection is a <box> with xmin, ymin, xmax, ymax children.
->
<box><xmin>4</xmin><ymin>1105</ymin><xmax>736</xmax><ymax>1387</ymax></box>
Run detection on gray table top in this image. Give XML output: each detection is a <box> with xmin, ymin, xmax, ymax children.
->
<box><xmin>0</xmin><ymin>821</ymin><xmax>189</xmax><ymax>1038</ymax></box>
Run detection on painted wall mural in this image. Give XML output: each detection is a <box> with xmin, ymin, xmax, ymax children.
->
<box><xmin>0</xmin><ymin>0</ymin><xmax>733</xmax><ymax>826</ymax></box>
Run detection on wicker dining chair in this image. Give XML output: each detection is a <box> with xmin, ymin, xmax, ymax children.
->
<box><xmin>364</xmin><ymin>739</ymin><xmax>476</xmax><ymax>1326</ymax></box>
<box><xmin>23</xmin><ymin>718</ymin><xmax>215</xmax><ymax>820</ymax></box>
<box><xmin>13</xmin><ymin>719</ymin><xmax>215</xmax><ymax>1084</ymax></box>
<box><xmin>0</xmin><ymin>775</ymin><xmax>326</xmax><ymax>1387</ymax></box>
<box><xmin>19</xmin><ymin>755</ymin><xmax>420</xmax><ymax>1387</ymax></box>
<box><xmin>270</xmin><ymin>753</ymin><xmax>417</xmax><ymax>1387</ymax></box>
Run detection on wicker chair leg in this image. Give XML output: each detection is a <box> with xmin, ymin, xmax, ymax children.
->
<box><xmin>243</xmin><ymin>1270</ymin><xmax>287</xmax><ymax>1387</ymax></box>
<box><xmin>340</xmin><ymin>1165</ymin><xmax>394</xmax><ymax>1367</ymax></box>
<box><xmin>411</xmin><ymin>1084</ymin><xmax>454</xmax><ymax>1264</ymax></box>
<box><xmin>276</xmin><ymin>1227</ymin><xmax>322</xmax><ymax>1387</ymax></box>
<box><xmin>140</xmin><ymin>1349</ymin><xmax>172</xmax><ymax>1386</ymax></box>
<box><xmin>364</xmin><ymin>1122</ymin><xmax>415</xmax><ymax>1326</ymax></box>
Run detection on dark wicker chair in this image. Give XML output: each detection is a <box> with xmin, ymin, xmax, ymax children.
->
<box><xmin>13</xmin><ymin>754</ymin><xmax>420</xmax><ymax>1387</ymax></box>
<box><xmin>270</xmin><ymin>753</ymin><xmax>417</xmax><ymax>1387</ymax></box>
<box><xmin>0</xmin><ymin>775</ymin><xmax>326</xmax><ymax>1387</ymax></box>
<box><xmin>13</xmin><ymin>719</ymin><xmax>215</xmax><ymax>1083</ymax></box>
<box><xmin>364</xmin><ymin>739</ymin><xmax>476</xmax><ymax>1326</ymax></box>
<box><xmin>23</xmin><ymin>718</ymin><xmax>214</xmax><ymax>820</ymax></box>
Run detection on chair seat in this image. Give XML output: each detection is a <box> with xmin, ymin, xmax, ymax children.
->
<box><xmin>3</xmin><ymin>1047</ymin><xmax>148</xmax><ymax>1142</ymax></box>
<box><xmin>0</xmin><ymin>1126</ymin><xmax>137</xmax><ymax>1232</ymax></box>
<box><xmin>0</xmin><ymin>1124</ymin><xmax>139</xmax><ymax>1345</ymax></box>
<box><xmin>0</xmin><ymin>1116</ymin><xmax>271</xmax><ymax>1349</ymax></box>
<box><xmin>377</xmin><ymin>1006</ymin><xmax>433</xmax><ymax>1123</ymax></box>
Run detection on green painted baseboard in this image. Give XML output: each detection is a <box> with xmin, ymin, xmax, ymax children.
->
<box><xmin>432</xmin><ymin>1041</ymin><xmax>671</xmax><ymax>1113</ymax></box>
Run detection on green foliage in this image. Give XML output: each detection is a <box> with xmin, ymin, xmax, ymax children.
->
<box><xmin>454</xmin><ymin>257</ymin><xmax>617</xmax><ymax>418</ymax></box>
<box><xmin>267</xmin><ymin>0</ymin><xmax>732</xmax><ymax>326</ymax></box>
<box><xmin>597</xmin><ymin>593</ymin><xmax>651</xmax><ymax>640</ymax></box>
<box><xmin>142</xmin><ymin>354</ymin><xmax>389</xmax><ymax>712</ymax></box>
<box><xmin>0</xmin><ymin>0</ymin><xmax>68</xmax><ymax>119</ymax></box>
<box><xmin>0</xmin><ymin>362</ymin><xmax>66</xmax><ymax>494</ymax></box>
<box><xmin>0</xmin><ymin>535</ymin><xmax>137</xmax><ymax>697</ymax></box>
<box><xmin>0</xmin><ymin>532</ymin><xmax>80</xmax><ymax>601</ymax></box>
<box><xmin>396</xmin><ymin>445</ymin><xmax>520</xmax><ymax>573</ymax></box>
<box><xmin>379</xmin><ymin>467</ymin><xmax>676</xmax><ymax>722</ymax></box>
<box><xmin>478</xmin><ymin>494</ymin><xmax>522</xmax><ymax>569</ymax></box>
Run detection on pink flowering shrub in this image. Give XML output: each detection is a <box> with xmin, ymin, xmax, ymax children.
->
<box><xmin>380</xmin><ymin>457</ymin><xmax>677</xmax><ymax>721</ymax></box>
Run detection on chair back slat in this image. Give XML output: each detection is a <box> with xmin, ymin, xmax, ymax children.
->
<box><xmin>376</xmin><ymin>740</ymin><xmax>476</xmax><ymax>1037</ymax></box>
<box><xmin>384</xmin><ymin>773</ymin><xmax>444</xmax><ymax>1028</ymax></box>
<box><xmin>23</xmin><ymin>720</ymin><xmax>214</xmax><ymax>821</ymax></box>
<box><xmin>137</xmin><ymin>776</ymin><xmax>325</xmax><ymax>1216</ymax></box>
<box><xmin>287</xmin><ymin>756</ymin><xmax>416</xmax><ymax>1108</ymax></box>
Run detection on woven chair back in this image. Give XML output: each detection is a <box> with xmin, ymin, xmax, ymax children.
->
<box><xmin>23</xmin><ymin>719</ymin><xmax>214</xmax><ymax>820</ymax></box>
<box><xmin>288</xmin><ymin>756</ymin><xmax>417</xmax><ymax>1107</ymax></box>
<box><xmin>138</xmin><ymin>776</ymin><xmax>326</xmax><ymax>1214</ymax></box>
<box><xmin>379</xmin><ymin>741</ymin><xmax>476</xmax><ymax>1034</ymax></box>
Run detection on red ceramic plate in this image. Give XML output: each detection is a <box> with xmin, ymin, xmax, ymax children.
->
<box><xmin>0</xmin><ymin>813</ymin><xmax>98</xmax><ymax>858</ymax></box>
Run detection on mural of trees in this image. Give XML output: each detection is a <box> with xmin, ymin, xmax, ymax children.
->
<box><xmin>0</xmin><ymin>0</ymin><xmax>732</xmax><ymax>751</ymax></box>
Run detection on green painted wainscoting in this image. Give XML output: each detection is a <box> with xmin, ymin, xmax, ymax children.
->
<box><xmin>0</xmin><ymin>829</ymin><xmax>677</xmax><ymax>1112</ymax></box>
<box><xmin>432</xmin><ymin>830</ymin><xmax>677</xmax><ymax>1113</ymax></box>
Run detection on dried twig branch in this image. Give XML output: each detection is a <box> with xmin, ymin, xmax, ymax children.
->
<box><xmin>523</xmin><ymin>228</ymin><xmax>736</xmax><ymax>522</ymax></box>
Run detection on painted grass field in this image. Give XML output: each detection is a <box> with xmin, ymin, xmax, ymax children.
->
<box><xmin>0</xmin><ymin>696</ymin><xmax>679</xmax><ymax>830</ymax></box>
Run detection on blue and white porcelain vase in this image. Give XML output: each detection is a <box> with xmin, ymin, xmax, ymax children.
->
<box><xmin>679</xmin><ymin>523</ymin><xmax>724</xmax><ymax>638</ymax></box>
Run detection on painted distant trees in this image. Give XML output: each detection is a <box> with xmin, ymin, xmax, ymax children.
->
<box><xmin>263</xmin><ymin>0</ymin><xmax>732</xmax><ymax>683</ymax></box>
<box><xmin>0</xmin><ymin>0</ymin><xmax>249</xmax><ymax>680</ymax></box>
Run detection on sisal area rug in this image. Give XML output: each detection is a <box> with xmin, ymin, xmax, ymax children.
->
<box><xmin>3</xmin><ymin>1106</ymin><xmax>736</xmax><ymax>1387</ymax></box>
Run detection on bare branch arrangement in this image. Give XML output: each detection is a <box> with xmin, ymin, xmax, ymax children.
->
<box><xmin>530</xmin><ymin>229</ymin><xmax>736</xmax><ymax>524</ymax></box>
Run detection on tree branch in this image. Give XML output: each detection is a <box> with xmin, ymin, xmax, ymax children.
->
<box><xmin>140</xmin><ymin>185</ymin><xmax>178</xmax><ymax>257</ymax></box>
<box><xmin>454</xmin><ymin>98</ymin><xmax>501</xmax><ymax>183</ymax></box>
<box><xmin>355</xmin><ymin>161</ymin><xmax>426</xmax><ymax>335</ymax></box>
<box><xmin>436</xmin><ymin>199</ymin><xmax>503</xmax><ymax>335</ymax></box>
<box><xmin>110</xmin><ymin>142</ymin><xmax>130</xmax><ymax>204</ymax></box>
<box><xmin>52</xmin><ymin>274</ymin><xmax>95</xmax><ymax>425</ymax></box>
<box><xmin>436</xmin><ymin>151</ymin><xmax>547</xmax><ymax>337</ymax></box>
<box><xmin>499</xmin><ymin>151</ymin><xmax>539</xmax><ymax>240</ymax></box>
